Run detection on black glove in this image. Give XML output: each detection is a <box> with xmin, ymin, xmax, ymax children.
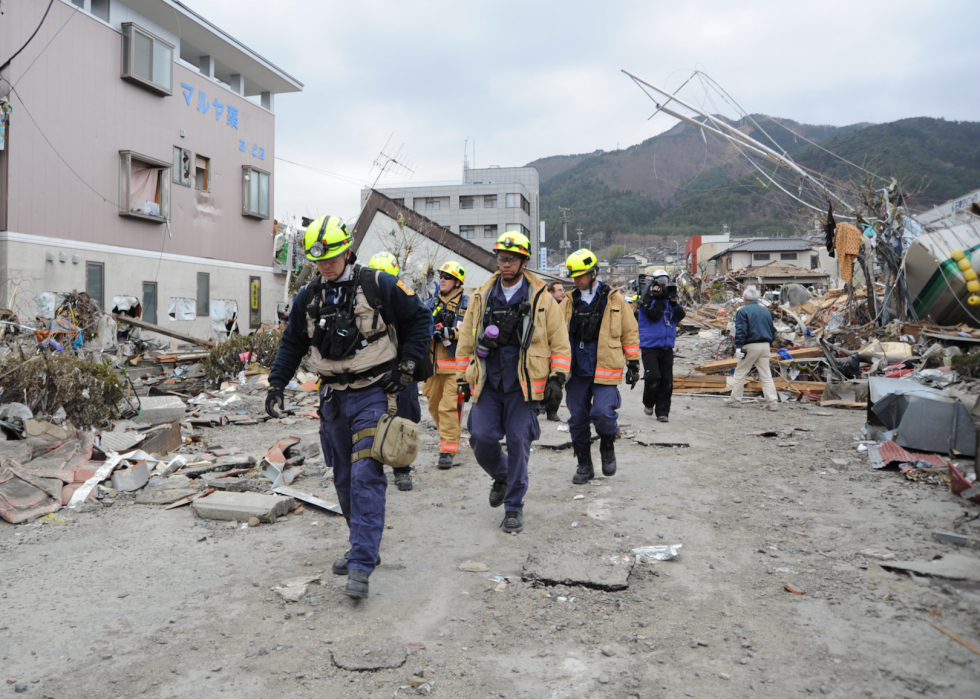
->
<box><xmin>543</xmin><ymin>373</ymin><xmax>565</xmax><ymax>406</ymax></box>
<box><xmin>381</xmin><ymin>360</ymin><xmax>416</xmax><ymax>394</ymax></box>
<box><xmin>265</xmin><ymin>386</ymin><xmax>285</xmax><ymax>418</ymax></box>
<box><xmin>433</xmin><ymin>326</ymin><xmax>457</xmax><ymax>342</ymax></box>
<box><xmin>457</xmin><ymin>379</ymin><xmax>472</xmax><ymax>403</ymax></box>
<box><xmin>626</xmin><ymin>360</ymin><xmax>640</xmax><ymax>389</ymax></box>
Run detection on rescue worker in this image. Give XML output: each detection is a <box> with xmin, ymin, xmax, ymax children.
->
<box><xmin>367</xmin><ymin>250</ymin><xmax>424</xmax><ymax>491</ymax></box>
<box><xmin>560</xmin><ymin>249</ymin><xmax>641</xmax><ymax>484</ymax></box>
<box><xmin>267</xmin><ymin>216</ymin><xmax>431</xmax><ymax>599</ymax></box>
<box><xmin>542</xmin><ymin>280</ymin><xmax>567</xmax><ymax>422</ymax></box>
<box><xmin>637</xmin><ymin>269</ymin><xmax>686</xmax><ymax>422</ymax></box>
<box><xmin>456</xmin><ymin>232</ymin><xmax>571</xmax><ymax>534</ymax></box>
<box><xmin>423</xmin><ymin>261</ymin><xmax>469</xmax><ymax>469</ymax></box>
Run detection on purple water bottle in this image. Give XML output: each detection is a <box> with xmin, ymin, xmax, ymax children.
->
<box><xmin>476</xmin><ymin>325</ymin><xmax>499</xmax><ymax>358</ymax></box>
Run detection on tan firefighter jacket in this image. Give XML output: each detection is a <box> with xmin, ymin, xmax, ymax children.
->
<box><xmin>559</xmin><ymin>284</ymin><xmax>640</xmax><ymax>385</ymax></box>
<box><xmin>456</xmin><ymin>270</ymin><xmax>571</xmax><ymax>402</ymax></box>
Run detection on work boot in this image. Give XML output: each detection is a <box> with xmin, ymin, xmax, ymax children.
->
<box><xmin>572</xmin><ymin>445</ymin><xmax>594</xmax><ymax>485</ymax></box>
<box><xmin>393</xmin><ymin>470</ymin><xmax>413</xmax><ymax>491</ymax></box>
<box><xmin>767</xmin><ymin>402</ymin><xmax>779</xmax><ymax>412</ymax></box>
<box><xmin>643</xmin><ymin>406</ymin><xmax>654</xmax><ymax>416</ymax></box>
<box><xmin>344</xmin><ymin>569</ymin><xmax>370</xmax><ymax>599</ymax></box>
<box><xmin>501</xmin><ymin>510</ymin><xmax>524</xmax><ymax>534</ymax></box>
<box><xmin>437</xmin><ymin>453</ymin><xmax>453</xmax><ymax>470</ymax></box>
<box><xmin>332</xmin><ymin>550</ymin><xmax>381</xmax><ymax>576</ymax></box>
<box><xmin>727</xmin><ymin>399</ymin><xmax>742</xmax><ymax>409</ymax></box>
<box><xmin>657</xmin><ymin>415</ymin><xmax>669</xmax><ymax>423</ymax></box>
<box><xmin>489</xmin><ymin>479</ymin><xmax>507</xmax><ymax>508</ymax></box>
<box><xmin>599</xmin><ymin>435</ymin><xmax>617</xmax><ymax>477</ymax></box>
<box><xmin>546</xmin><ymin>410</ymin><xmax>560</xmax><ymax>422</ymax></box>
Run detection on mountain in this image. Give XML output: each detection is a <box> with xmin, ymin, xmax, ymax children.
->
<box><xmin>530</xmin><ymin>116</ymin><xmax>980</xmax><ymax>251</ymax></box>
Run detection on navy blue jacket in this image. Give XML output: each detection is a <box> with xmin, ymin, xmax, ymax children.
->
<box><xmin>734</xmin><ymin>300</ymin><xmax>776</xmax><ymax>347</ymax></box>
<box><xmin>269</xmin><ymin>269</ymin><xmax>432</xmax><ymax>389</ymax></box>
<box><xmin>638</xmin><ymin>297</ymin><xmax>686</xmax><ymax>349</ymax></box>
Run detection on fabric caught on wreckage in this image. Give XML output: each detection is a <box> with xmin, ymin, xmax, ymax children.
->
<box><xmin>835</xmin><ymin>222</ymin><xmax>863</xmax><ymax>284</ymax></box>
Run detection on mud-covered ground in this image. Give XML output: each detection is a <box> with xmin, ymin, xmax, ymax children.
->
<box><xmin>2</xmin><ymin>334</ymin><xmax>979</xmax><ymax>698</ymax></box>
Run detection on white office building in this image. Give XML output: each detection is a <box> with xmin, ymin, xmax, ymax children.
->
<box><xmin>364</xmin><ymin>165</ymin><xmax>540</xmax><ymax>265</ymax></box>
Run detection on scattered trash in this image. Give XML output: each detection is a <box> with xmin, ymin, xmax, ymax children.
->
<box><xmin>783</xmin><ymin>583</ymin><xmax>806</xmax><ymax>595</ymax></box>
<box><xmin>632</xmin><ymin>544</ymin><xmax>683</xmax><ymax>562</ymax></box>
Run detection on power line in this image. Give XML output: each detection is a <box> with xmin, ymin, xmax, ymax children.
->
<box><xmin>0</xmin><ymin>0</ymin><xmax>55</xmax><ymax>73</ymax></box>
<box><xmin>274</xmin><ymin>157</ymin><xmax>367</xmax><ymax>187</ymax></box>
<box><xmin>1</xmin><ymin>1</ymin><xmax>79</xmax><ymax>97</ymax></box>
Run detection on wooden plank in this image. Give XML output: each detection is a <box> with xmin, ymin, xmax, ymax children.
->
<box><xmin>112</xmin><ymin>313</ymin><xmax>217</xmax><ymax>348</ymax></box>
<box><xmin>674</xmin><ymin>375</ymin><xmax>825</xmax><ymax>394</ymax></box>
<box><xmin>695</xmin><ymin>347</ymin><xmax>824</xmax><ymax>374</ymax></box>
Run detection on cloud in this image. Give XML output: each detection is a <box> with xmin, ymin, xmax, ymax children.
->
<box><xmin>187</xmin><ymin>0</ymin><xmax>980</xmax><ymax>222</ymax></box>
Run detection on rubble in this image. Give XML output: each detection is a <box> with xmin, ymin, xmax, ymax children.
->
<box><xmin>190</xmin><ymin>491</ymin><xmax>295</xmax><ymax>523</ymax></box>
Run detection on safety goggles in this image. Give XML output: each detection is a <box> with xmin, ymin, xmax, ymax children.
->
<box><xmin>439</xmin><ymin>273</ymin><xmax>458</xmax><ymax>282</ymax></box>
<box><xmin>496</xmin><ymin>254</ymin><xmax>521</xmax><ymax>265</ymax></box>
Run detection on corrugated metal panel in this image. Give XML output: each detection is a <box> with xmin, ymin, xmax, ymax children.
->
<box><xmin>870</xmin><ymin>440</ymin><xmax>949</xmax><ymax>469</ymax></box>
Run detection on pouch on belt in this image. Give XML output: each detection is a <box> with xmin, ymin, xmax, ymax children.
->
<box><xmin>351</xmin><ymin>394</ymin><xmax>419</xmax><ymax>468</ymax></box>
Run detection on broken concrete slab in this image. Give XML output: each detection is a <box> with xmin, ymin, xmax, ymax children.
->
<box><xmin>110</xmin><ymin>461</ymin><xmax>150</xmax><ymax>492</ymax></box>
<box><xmin>191</xmin><ymin>491</ymin><xmax>294</xmax><ymax>523</ymax></box>
<box><xmin>933</xmin><ymin>532</ymin><xmax>980</xmax><ymax>549</ymax></box>
<box><xmin>458</xmin><ymin>561</ymin><xmax>489</xmax><ymax>573</ymax></box>
<box><xmin>273</xmin><ymin>574</ymin><xmax>321</xmax><ymax>602</ymax></box>
<box><xmin>880</xmin><ymin>554</ymin><xmax>980</xmax><ymax>582</ymax></box>
<box><xmin>533</xmin><ymin>437</ymin><xmax>573</xmax><ymax>450</ymax></box>
<box><xmin>202</xmin><ymin>477</ymin><xmax>251</xmax><ymax>492</ymax></box>
<box><xmin>135</xmin><ymin>396</ymin><xmax>186</xmax><ymax>425</ymax></box>
<box><xmin>331</xmin><ymin>643</ymin><xmax>407</xmax><ymax>671</ymax></box>
<box><xmin>522</xmin><ymin>550</ymin><xmax>635</xmax><ymax>591</ymax></box>
<box><xmin>135</xmin><ymin>484</ymin><xmax>200</xmax><ymax>505</ymax></box>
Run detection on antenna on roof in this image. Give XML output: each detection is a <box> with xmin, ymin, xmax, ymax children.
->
<box><xmin>369</xmin><ymin>133</ymin><xmax>416</xmax><ymax>191</ymax></box>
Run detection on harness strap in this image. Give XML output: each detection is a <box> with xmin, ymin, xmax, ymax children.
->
<box><xmin>318</xmin><ymin>359</ymin><xmax>394</xmax><ymax>386</ymax></box>
<box><xmin>351</xmin><ymin>427</ymin><xmax>377</xmax><ymax>446</ymax></box>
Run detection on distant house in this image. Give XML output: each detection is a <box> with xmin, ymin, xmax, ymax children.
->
<box><xmin>732</xmin><ymin>261</ymin><xmax>829</xmax><ymax>289</ymax></box>
<box><xmin>709</xmin><ymin>239</ymin><xmax>817</xmax><ymax>275</ymax></box>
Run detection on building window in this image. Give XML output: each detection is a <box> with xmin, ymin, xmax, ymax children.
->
<box><xmin>119</xmin><ymin>150</ymin><xmax>170</xmax><ymax>221</ymax></box>
<box><xmin>483</xmin><ymin>224</ymin><xmax>498</xmax><ymax>239</ymax></box>
<box><xmin>780</xmin><ymin>252</ymin><xmax>798</xmax><ymax>261</ymax></box>
<box><xmin>811</xmin><ymin>255</ymin><xmax>819</xmax><ymax>270</ymax></box>
<box><xmin>753</xmin><ymin>253</ymin><xmax>771</xmax><ymax>261</ymax></box>
<box><xmin>505</xmin><ymin>223</ymin><xmax>529</xmax><ymax>236</ymax></box>
<box><xmin>120</xmin><ymin>23</ymin><xmax>173</xmax><ymax>96</ymax></box>
<box><xmin>249</xmin><ymin>277</ymin><xmax>261</xmax><ymax>328</ymax></box>
<box><xmin>197</xmin><ymin>273</ymin><xmax>210</xmax><ymax>316</ymax></box>
<box><xmin>195</xmin><ymin>155</ymin><xmax>210</xmax><ymax>192</ymax></box>
<box><xmin>459</xmin><ymin>225</ymin><xmax>476</xmax><ymax>240</ymax></box>
<box><xmin>91</xmin><ymin>0</ymin><xmax>110</xmax><ymax>22</ymax></box>
<box><xmin>505</xmin><ymin>193</ymin><xmax>530</xmax><ymax>214</ymax></box>
<box><xmin>425</xmin><ymin>198</ymin><xmax>440</xmax><ymax>211</ymax></box>
<box><xmin>143</xmin><ymin>282</ymin><xmax>157</xmax><ymax>325</ymax></box>
<box><xmin>86</xmin><ymin>262</ymin><xmax>104</xmax><ymax>309</ymax></box>
<box><xmin>459</xmin><ymin>195</ymin><xmax>475</xmax><ymax>210</ymax></box>
<box><xmin>173</xmin><ymin>147</ymin><xmax>191</xmax><ymax>187</ymax></box>
<box><xmin>484</xmin><ymin>195</ymin><xmax>497</xmax><ymax>209</ymax></box>
<box><xmin>242</xmin><ymin>166</ymin><xmax>270</xmax><ymax>218</ymax></box>
<box><xmin>391</xmin><ymin>198</ymin><xmax>404</xmax><ymax>207</ymax></box>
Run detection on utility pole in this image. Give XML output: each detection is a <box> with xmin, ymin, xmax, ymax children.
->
<box><xmin>559</xmin><ymin>207</ymin><xmax>570</xmax><ymax>256</ymax></box>
<box><xmin>575</xmin><ymin>228</ymin><xmax>584</xmax><ymax>250</ymax></box>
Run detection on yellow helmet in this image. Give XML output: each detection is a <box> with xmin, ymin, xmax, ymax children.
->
<box><xmin>565</xmin><ymin>248</ymin><xmax>598</xmax><ymax>278</ymax></box>
<box><xmin>368</xmin><ymin>251</ymin><xmax>399</xmax><ymax>276</ymax></box>
<box><xmin>438</xmin><ymin>260</ymin><xmax>465</xmax><ymax>284</ymax></box>
<box><xmin>493</xmin><ymin>232</ymin><xmax>531</xmax><ymax>258</ymax></box>
<box><xmin>303</xmin><ymin>215</ymin><xmax>353</xmax><ymax>261</ymax></box>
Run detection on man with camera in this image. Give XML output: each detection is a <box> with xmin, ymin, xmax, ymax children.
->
<box><xmin>638</xmin><ymin>269</ymin><xmax>686</xmax><ymax>422</ymax></box>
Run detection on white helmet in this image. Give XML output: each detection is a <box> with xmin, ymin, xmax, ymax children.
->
<box><xmin>651</xmin><ymin>269</ymin><xmax>669</xmax><ymax>279</ymax></box>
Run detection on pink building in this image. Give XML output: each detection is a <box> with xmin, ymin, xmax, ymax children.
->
<box><xmin>0</xmin><ymin>0</ymin><xmax>302</xmax><ymax>337</ymax></box>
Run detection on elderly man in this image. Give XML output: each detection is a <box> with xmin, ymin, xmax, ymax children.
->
<box><xmin>729</xmin><ymin>286</ymin><xmax>778</xmax><ymax>411</ymax></box>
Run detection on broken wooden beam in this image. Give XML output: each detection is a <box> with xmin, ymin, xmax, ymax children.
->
<box><xmin>112</xmin><ymin>313</ymin><xmax>217</xmax><ymax>348</ymax></box>
<box><xmin>673</xmin><ymin>375</ymin><xmax>825</xmax><ymax>394</ymax></box>
<box><xmin>695</xmin><ymin>346</ymin><xmax>824</xmax><ymax>374</ymax></box>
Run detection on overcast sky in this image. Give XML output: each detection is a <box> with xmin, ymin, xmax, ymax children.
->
<box><xmin>189</xmin><ymin>0</ymin><xmax>980</xmax><ymax>225</ymax></box>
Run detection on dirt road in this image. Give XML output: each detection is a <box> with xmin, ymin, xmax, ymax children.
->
<box><xmin>2</xmin><ymin>335</ymin><xmax>979</xmax><ymax>698</ymax></box>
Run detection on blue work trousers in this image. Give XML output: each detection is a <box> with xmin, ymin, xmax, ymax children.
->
<box><xmin>393</xmin><ymin>382</ymin><xmax>420</xmax><ymax>476</ymax></box>
<box><xmin>565</xmin><ymin>374</ymin><xmax>621</xmax><ymax>449</ymax></box>
<box><xmin>319</xmin><ymin>385</ymin><xmax>388</xmax><ymax>575</ymax></box>
<box><xmin>467</xmin><ymin>382</ymin><xmax>540</xmax><ymax>511</ymax></box>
